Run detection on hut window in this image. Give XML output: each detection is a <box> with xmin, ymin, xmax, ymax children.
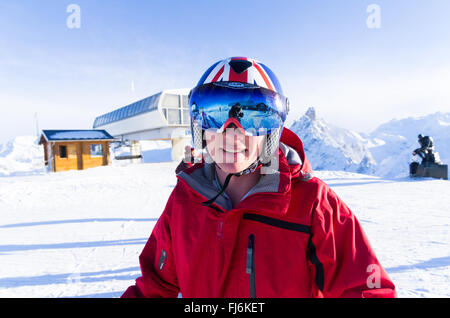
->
<box><xmin>90</xmin><ymin>144</ymin><xmax>103</xmax><ymax>157</ymax></box>
<box><xmin>59</xmin><ymin>145</ymin><xmax>67</xmax><ymax>158</ymax></box>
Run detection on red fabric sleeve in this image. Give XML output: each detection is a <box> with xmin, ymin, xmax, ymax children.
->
<box><xmin>309</xmin><ymin>184</ymin><xmax>396</xmax><ymax>298</ymax></box>
<box><xmin>121</xmin><ymin>193</ymin><xmax>179</xmax><ymax>298</ymax></box>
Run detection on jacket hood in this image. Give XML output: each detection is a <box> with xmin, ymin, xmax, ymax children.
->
<box><xmin>279</xmin><ymin>127</ymin><xmax>313</xmax><ymax>180</ymax></box>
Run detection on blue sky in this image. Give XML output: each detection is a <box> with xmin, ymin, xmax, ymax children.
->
<box><xmin>1</xmin><ymin>0</ymin><xmax>450</xmax><ymax>142</ymax></box>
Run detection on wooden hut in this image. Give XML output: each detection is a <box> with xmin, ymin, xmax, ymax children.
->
<box><xmin>39</xmin><ymin>130</ymin><xmax>115</xmax><ymax>172</ymax></box>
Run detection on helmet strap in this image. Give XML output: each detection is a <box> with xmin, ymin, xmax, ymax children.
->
<box><xmin>201</xmin><ymin>132</ymin><xmax>277</xmax><ymax>208</ymax></box>
<box><xmin>202</xmin><ymin>171</ymin><xmax>234</xmax><ymax>207</ymax></box>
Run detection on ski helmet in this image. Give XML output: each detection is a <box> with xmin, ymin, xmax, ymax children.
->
<box><xmin>189</xmin><ymin>57</ymin><xmax>289</xmax><ymax>164</ymax></box>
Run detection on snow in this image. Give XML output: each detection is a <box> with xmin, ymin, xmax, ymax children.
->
<box><xmin>0</xmin><ymin>162</ymin><xmax>178</xmax><ymax>298</ymax></box>
<box><xmin>0</xmin><ymin>120</ymin><xmax>449</xmax><ymax>298</ymax></box>
<box><xmin>0</xmin><ymin>140</ymin><xmax>449</xmax><ymax>298</ymax></box>
<box><xmin>320</xmin><ymin>171</ymin><xmax>450</xmax><ymax>298</ymax></box>
<box><xmin>0</xmin><ymin>136</ymin><xmax>45</xmax><ymax>177</ymax></box>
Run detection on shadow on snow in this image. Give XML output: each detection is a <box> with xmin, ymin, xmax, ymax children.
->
<box><xmin>386</xmin><ymin>256</ymin><xmax>450</xmax><ymax>273</ymax></box>
<box><xmin>0</xmin><ymin>266</ymin><xmax>141</xmax><ymax>289</ymax></box>
<box><xmin>0</xmin><ymin>238</ymin><xmax>148</xmax><ymax>253</ymax></box>
<box><xmin>0</xmin><ymin>218</ymin><xmax>159</xmax><ymax>229</ymax></box>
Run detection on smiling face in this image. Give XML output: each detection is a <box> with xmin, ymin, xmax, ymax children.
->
<box><xmin>205</xmin><ymin>128</ymin><xmax>266</xmax><ymax>174</ymax></box>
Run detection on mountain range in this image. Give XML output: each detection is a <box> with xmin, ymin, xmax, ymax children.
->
<box><xmin>289</xmin><ymin>107</ymin><xmax>450</xmax><ymax>178</ymax></box>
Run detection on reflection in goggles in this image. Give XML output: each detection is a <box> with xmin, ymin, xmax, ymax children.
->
<box><xmin>189</xmin><ymin>83</ymin><xmax>288</xmax><ymax>136</ymax></box>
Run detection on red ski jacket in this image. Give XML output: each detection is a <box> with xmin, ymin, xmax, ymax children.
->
<box><xmin>122</xmin><ymin>128</ymin><xmax>396</xmax><ymax>298</ymax></box>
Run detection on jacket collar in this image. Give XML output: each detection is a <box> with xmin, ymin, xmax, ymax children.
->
<box><xmin>177</xmin><ymin>128</ymin><xmax>313</xmax><ymax>215</ymax></box>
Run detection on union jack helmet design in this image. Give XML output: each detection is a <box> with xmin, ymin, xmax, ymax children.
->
<box><xmin>190</xmin><ymin>57</ymin><xmax>288</xmax><ymax>162</ymax></box>
<box><xmin>196</xmin><ymin>57</ymin><xmax>284</xmax><ymax>95</ymax></box>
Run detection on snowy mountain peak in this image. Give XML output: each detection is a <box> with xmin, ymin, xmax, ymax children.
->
<box><xmin>289</xmin><ymin>108</ymin><xmax>376</xmax><ymax>174</ymax></box>
<box><xmin>305</xmin><ymin>107</ymin><xmax>317</xmax><ymax>121</ymax></box>
<box><xmin>372</xmin><ymin>111</ymin><xmax>450</xmax><ymax>139</ymax></box>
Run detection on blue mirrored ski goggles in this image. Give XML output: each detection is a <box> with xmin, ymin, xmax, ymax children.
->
<box><xmin>189</xmin><ymin>82</ymin><xmax>289</xmax><ymax>136</ymax></box>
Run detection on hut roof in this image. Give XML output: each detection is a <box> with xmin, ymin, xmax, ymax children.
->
<box><xmin>40</xmin><ymin>130</ymin><xmax>115</xmax><ymax>144</ymax></box>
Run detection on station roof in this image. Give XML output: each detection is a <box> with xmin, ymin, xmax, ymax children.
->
<box><xmin>93</xmin><ymin>92</ymin><xmax>162</xmax><ymax>128</ymax></box>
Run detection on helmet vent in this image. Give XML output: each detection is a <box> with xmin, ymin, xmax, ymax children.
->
<box><xmin>228</xmin><ymin>60</ymin><xmax>252</xmax><ymax>74</ymax></box>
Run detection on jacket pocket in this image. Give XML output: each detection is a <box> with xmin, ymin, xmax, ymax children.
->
<box><xmin>246</xmin><ymin>234</ymin><xmax>256</xmax><ymax>298</ymax></box>
<box><xmin>243</xmin><ymin>213</ymin><xmax>310</xmax><ymax>234</ymax></box>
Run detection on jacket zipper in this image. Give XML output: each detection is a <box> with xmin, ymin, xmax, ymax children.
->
<box><xmin>217</xmin><ymin>220</ymin><xmax>224</xmax><ymax>240</ymax></box>
<box><xmin>158</xmin><ymin>249</ymin><xmax>167</xmax><ymax>271</ymax></box>
<box><xmin>246</xmin><ymin>234</ymin><xmax>256</xmax><ymax>298</ymax></box>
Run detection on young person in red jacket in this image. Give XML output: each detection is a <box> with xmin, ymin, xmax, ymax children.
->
<box><xmin>122</xmin><ymin>57</ymin><xmax>396</xmax><ymax>298</ymax></box>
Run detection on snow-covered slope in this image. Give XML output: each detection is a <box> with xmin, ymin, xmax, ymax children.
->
<box><xmin>0</xmin><ymin>163</ymin><xmax>448</xmax><ymax>298</ymax></box>
<box><xmin>0</xmin><ymin>129</ymin><xmax>449</xmax><ymax>297</ymax></box>
<box><xmin>289</xmin><ymin>107</ymin><xmax>376</xmax><ymax>174</ymax></box>
<box><xmin>0</xmin><ymin>136</ymin><xmax>45</xmax><ymax>177</ymax></box>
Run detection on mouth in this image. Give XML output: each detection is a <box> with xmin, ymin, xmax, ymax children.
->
<box><xmin>221</xmin><ymin>147</ymin><xmax>247</xmax><ymax>154</ymax></box>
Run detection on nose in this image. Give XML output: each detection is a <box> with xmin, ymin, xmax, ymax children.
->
<box><xmin>222</xmin><ymin>126</ymin><xmax>247</xmax><ymax>150</ymax></box>
<box><xmin>223</xmin><ymin>124</ymin><xmax>244</xmax><ymax>137</ymax></box>
<box><xmin>222</xmin><ymin>118</ymin><xmax>245</xmax><ymax>135</ymax></box>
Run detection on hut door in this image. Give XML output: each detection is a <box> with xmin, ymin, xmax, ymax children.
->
<box><xmin>76</xmin><ymin>142</ymin><xmax>83</xmax><ymax>170</ymax></box>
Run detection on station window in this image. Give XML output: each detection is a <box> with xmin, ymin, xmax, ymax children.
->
<box><xmin>167</xmin><ymin>109</ymin><xmax>181</xmax><ymax>125</ymax></box>
<box><xmin>181</xmin><ymin>95</ymin><xmax>189</xmax><ymax>108</ymax></box>
<box><xmin>181</xmin><ymin>95</ymin><xmax>190</xmax><ymax>125</ymax></box>
<box><xmin>163</xmin><ymin>94</ymin><xmax>180</xmax><ymax>109</ymax></box>
<box><xmin>162</xmin><ymin>94</ymin><xmax>190</xmax><ymax>125</ymax></box>
<box><xmin>149</xmin><ymin>93</ymin><xmax>161</xmax><ymax>111</ymax></box>
<box><xmin>183</xmin><ymin>109</ymin><xmax>190</xmax><ymax>124</ymax></box>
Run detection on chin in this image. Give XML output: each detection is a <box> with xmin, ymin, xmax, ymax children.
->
<box><xmin>216</xmin><ymin>161</ymin><xmax>253</xmax><ymax>174</ymax></box>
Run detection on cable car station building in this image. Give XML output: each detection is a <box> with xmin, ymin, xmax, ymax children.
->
<box><xmin>93</xmin><ymin>89</ymin><xmax>191</xmax><ymax>162</ymax></box>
